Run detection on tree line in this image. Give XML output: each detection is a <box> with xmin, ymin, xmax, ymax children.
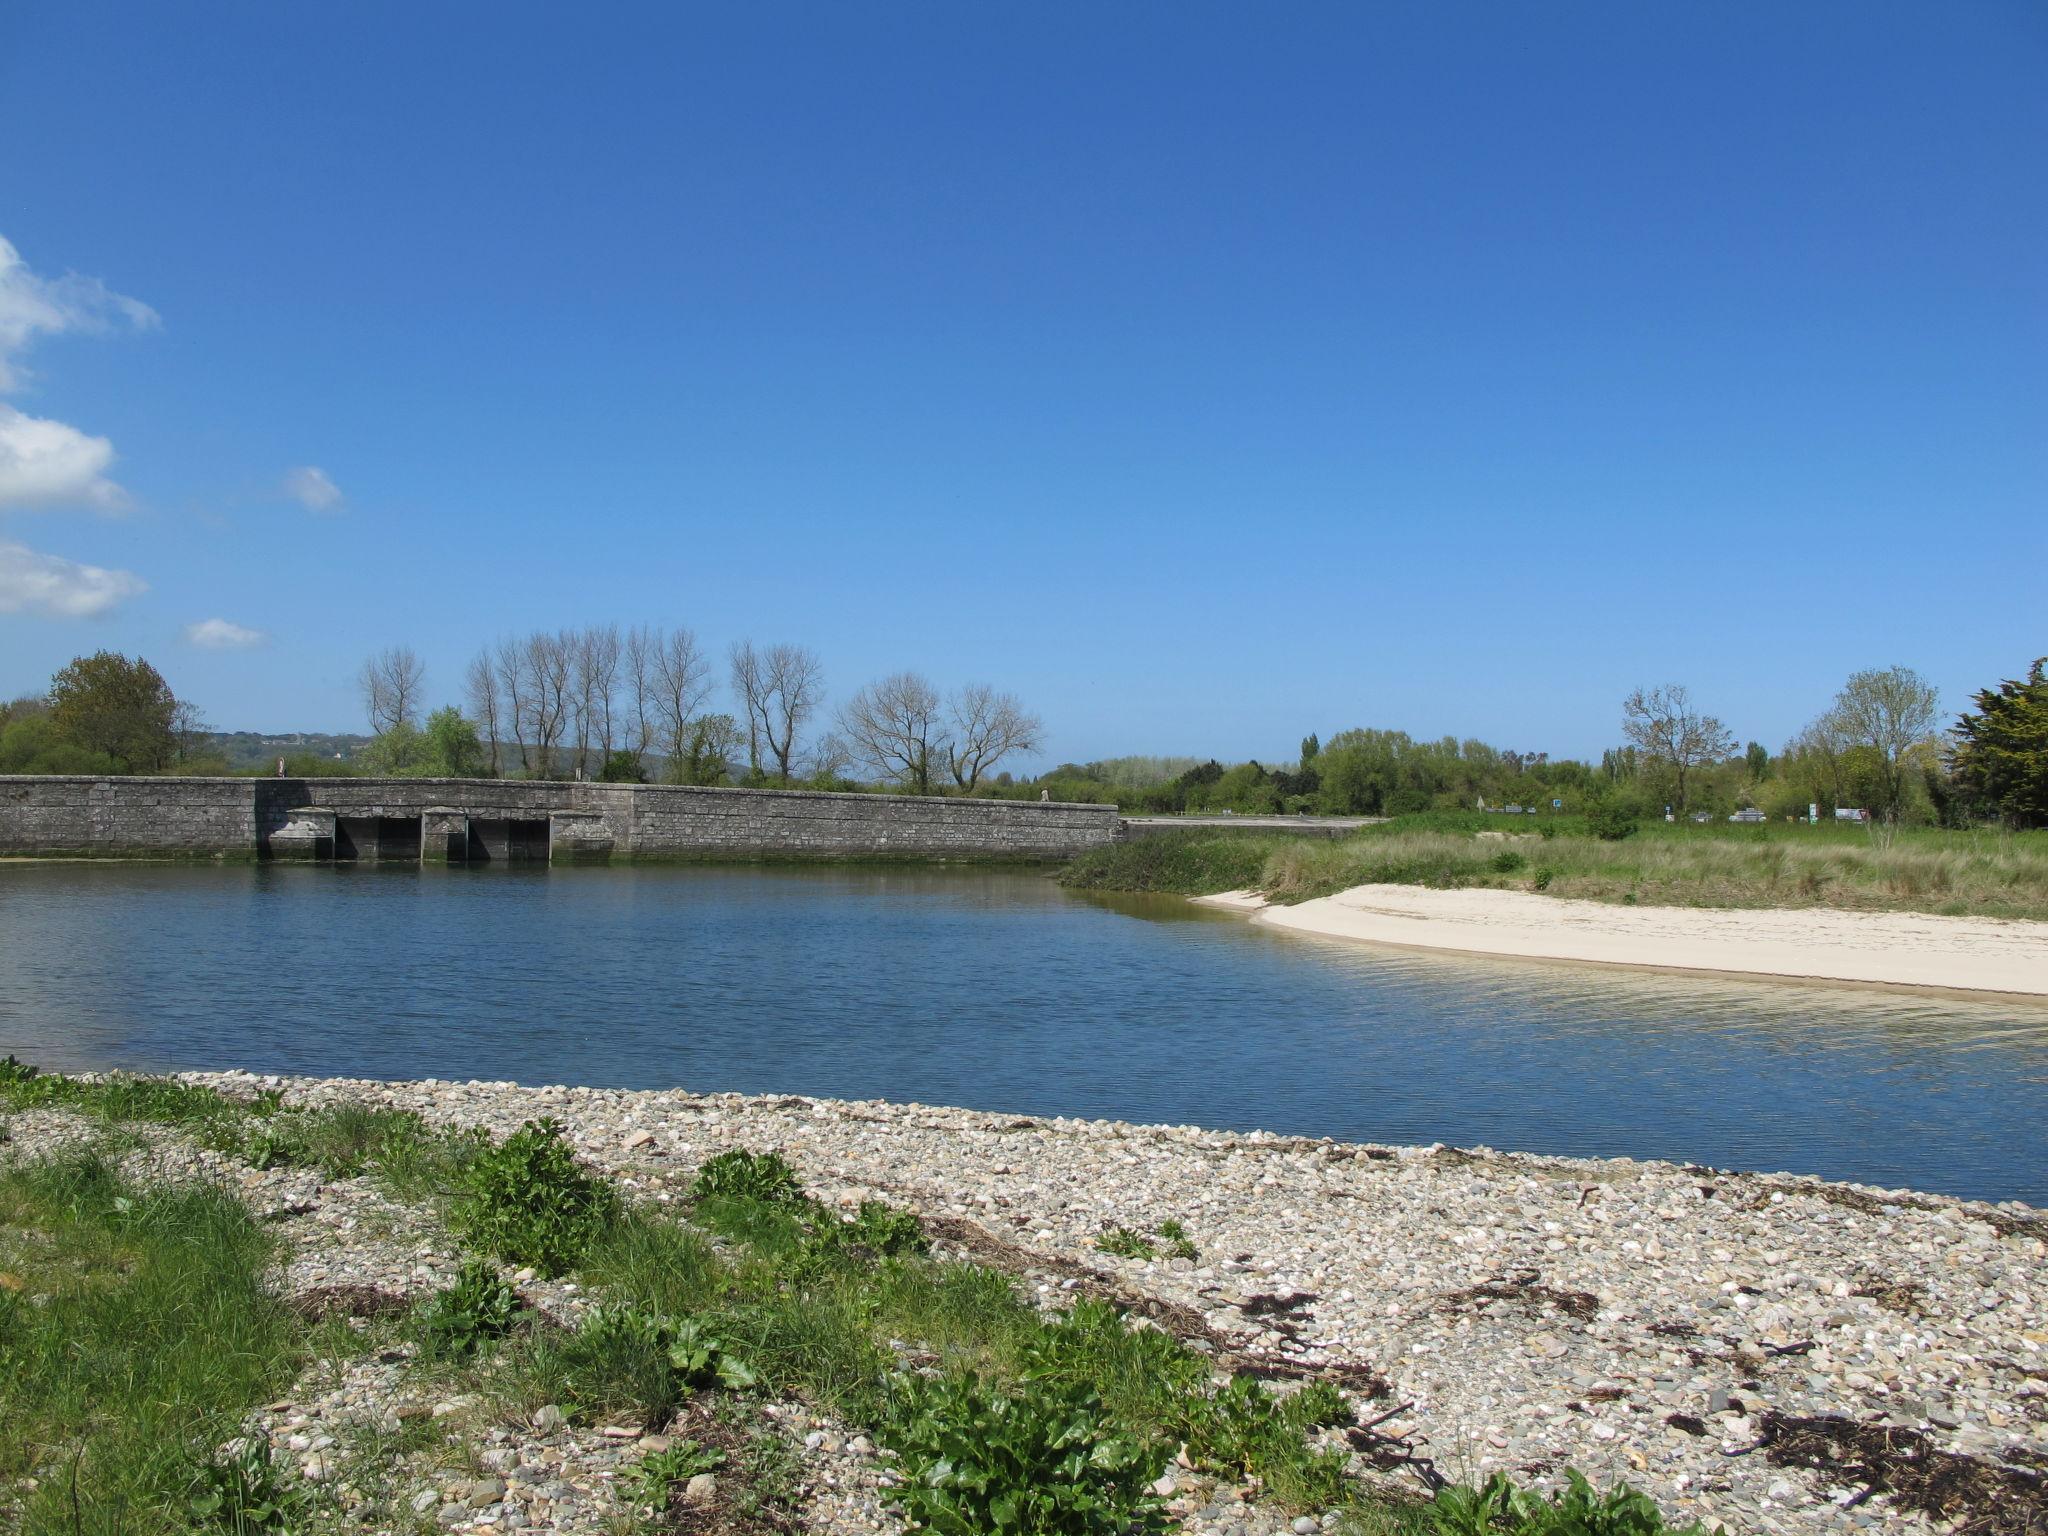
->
<box><xmin>1001</xmin><ymin>657</ymin><xmax>2048</xmax><ymax>832</ymax></box>
<box><xmin>352</xmin><ymin>627</ymin><xmax>1042</xmax><ymax>793</ymax></box>
<box><xmin>3</xmin><ymin>648</ymin><xmax>2042</xmax><ymax>830</ymax></box>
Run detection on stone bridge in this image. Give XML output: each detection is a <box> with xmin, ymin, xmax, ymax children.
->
<box><xmin>0</xmin><ymin>777</ymin><xmax>1121</xmax><ymax>864</ymax></box>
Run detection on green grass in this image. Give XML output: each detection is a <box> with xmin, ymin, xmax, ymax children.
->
<box><xmin>0</xmin><ymin>1060</ymin><xmax>483</xmax><ymax>1203</ymax></box>
<box><xmin>0</xmin><ymin>1065</ymin><xmax>1713</xmax><ymax>1536</ymax></box>
<box><xmin>1062</xmin><ymin>816</ymin><xmax>2048</xmax><ymax>919</ymax></box>
<box><xmin>0</xmin><ymin>1151</ymin><xmax>304</xmax><ymax>1535</ymax></box>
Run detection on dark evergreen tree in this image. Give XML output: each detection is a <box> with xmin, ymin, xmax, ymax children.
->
<box><xmin>1952</xmin><ymin>657</ymin><xmax>2048</xmax><ymax>828</ymax></box>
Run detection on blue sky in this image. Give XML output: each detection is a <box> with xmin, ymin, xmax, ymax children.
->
<box><xmin>1</xmin><ymin>4</ymin><xmax>2041</xmax><ymax>767</ymax></box>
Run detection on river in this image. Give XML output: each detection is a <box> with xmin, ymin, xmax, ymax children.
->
<box><xmin>2</xmin><ymin>863</ymin><xmax>2042</xmax><ymax>1203</ymax></box>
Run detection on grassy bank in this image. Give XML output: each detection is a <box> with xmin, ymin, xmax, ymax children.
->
<box><xmin>0</xmin><ymin>1061</ymin><xmax>1710</xmax><ymax>1536</ymax></box>
<box><xmin>1061</xmin><ymin>814</ymin><xmax>2048</xmax><ymax>920</ymax></box>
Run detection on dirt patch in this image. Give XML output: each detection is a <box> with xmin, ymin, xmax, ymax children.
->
<box><xmin>920</xmin><ymin>1214</ymin><xmax>1390</xmax><ymax>1398</ymax></box>
<box><xmin>1751</xmin><ymin>1179</ymin><xmax>2048</xmax><ymax>1242</ymax></box>
<box><xmin>1443</xmin><ymin>1270</ymin><xmax>1599</xmax><ymax>1322</ymax></box>
<box><xmin>652</xmin><ymin>1400</ymin><xmax>799</xmax><ymax>1535</ymax></box>
<box><xmin>1761</xmin><ymin>1412</ymin><xmax>2048</xmax><ymax>1534</ymax></box>
<box><xmin>288</xmin><ymin>1283</ymin><xmax>412</xmax><ymax>1320</ymax></box>
<box><xmin>1853</xmin><ymin>1278</ymin><xmax>1926</xmax><ymax>1316</ymax></box>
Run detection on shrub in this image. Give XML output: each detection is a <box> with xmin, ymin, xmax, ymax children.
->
<box><xmin>690</xmin><ymin>1148</ymin><xmax>804</xmax><ymax>1206</ymax></box>
<box><xmin>549</xmin><ymin>1306</ymin><xmax>758</xmax><ymax>1425</ymax></box>
<box><xmin>457</xmin><ymin>1118</ymin><xmax>620</xmax><ymax>1276</ymax></box>
<box><xmin>1176</xmin><ymin>1374</ymin><xmax>1353</xmax><ymax>1510</ymax></box>
<box><xmin>1489</xmin><ymin>850</ymin><xmax>1527</xmax><ymax>874</ymax></box>
<box><xmin>1532</xmin><ymin>867</ymin><xmax>1554</xmax><ymax>891</ymax></box>
<box><xmin>1586</xmin><ymin>802</ymin><xmax>1639</xmax><ymax>842</ymax></box>
<box><xmin>417</xmin><ymin>1260</ymin><xmax>521</xmax><ymax>1360</ymax></box>
<box><xmin>882</xmin><ymin>1371</ymin><xmax>1168</xmax><ymax>1536</ymax></box>
<box><xmin>811</xmin><ymin>1200</ymin><xmax>928</xmax><ymax>1262</ymax></box>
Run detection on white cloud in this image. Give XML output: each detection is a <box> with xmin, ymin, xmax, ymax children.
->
<box><xmin>282</xmin><ymin>465</ymin><xmax>342</xmax><ymax>512</ymax></box>
<box><xmin>0</xmin><ymin>403</ymin><xmax>127</xmax><ymax>510</ymax></box>
<box><xmin>0</xmin><ymin>235</ymin><xmax>158</xmax><ymax>393</ymax></box>
<box><xmin>184</xmin><ymin>616</ymin><xmax>267</xmax><ymax>649</ymax></box>
<box><xmin>0</xmin><ymin>538</ymin><xmax>147</xmax><ymax>618</ymax></box>
<box><xmin>0</xmin><ymin>237</ymin><xmax>155</xmax><ymax>511</ymax></box>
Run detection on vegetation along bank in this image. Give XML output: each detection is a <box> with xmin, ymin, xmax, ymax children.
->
<box><xmin>1061</xmin><ymin>812</ymin><xmax>2048</xmax><ymax>924</ymax></box>
<box><xmin>3</xmin><ymin>1060</ymin><xmax>2044</xmax><ymax>1536</ymax></box>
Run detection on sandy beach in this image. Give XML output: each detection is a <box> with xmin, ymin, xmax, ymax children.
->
<box><xmin>1199</xmin><ymin>885</ymin><xmax>2048</xmax><ymax>998</ymax></box>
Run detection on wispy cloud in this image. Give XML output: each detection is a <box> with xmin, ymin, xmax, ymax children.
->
<box><xmin>0</xmin><ymin>236</ymin><xmax>154</xmax><ymax>514</ymax></box>
<box><xmin>0</xmin><ymin>538</ymin><xmax>147</xmax><ymax>618</ymax></box>
<box><xmin>184</xmin><ymin>616</ymin><xmax>267</xmax><ymax>649</ymax></box>
<box><xmin>282</xmin><ymin>465</ymin><xmax>342</xmax><ymax>512</ymax></box>
<box><xmin>0</xmin><ymin>404</ymin><xmax>127</xmax><ymax>510</ymax></box>
<box><xmin>0</xmin><ymin>235</ymin><xmax>158</xmax><ymax>394</ymax></box>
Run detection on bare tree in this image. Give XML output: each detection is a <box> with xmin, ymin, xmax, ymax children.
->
<box><xmin>623</xmin><ymin>625</ymin><xmax>658</xmax><ymax>777</ymax></box>
<box><xmin>522</xmin><ymin>631</ymin><xmax>572</xmax><ymax>778</ymax></box>
<box><xmin>464</xmin><ymin>651</ymin><xmax>502</xmax><ymax>776</ymax></box>
<box><xmin>568</xmin><ymin>624</ymin><xmax>622</xmax><ymax>778</ymax></box>
<box><xmin>1819</xmin><ymin>665</ymin><xmax>1940</xmax><ymax>833</ymax></box>
<box><xmin>840</xmin><ymin>671</ymin><xmax>944</xmax><ymax>794</ymax></box>
<box><xmin>359</xmin><ymin>646</ymin><xmax>425</xmax><ymax>735</ymax></box>
<box><xmin>170</xmin><ymin>699</ymin><xmax>211</xmax><ymax>764</ymax></box>
<box><xmin>945</xmin><ymin>684</ymin><xmax>1042</xmax><ymax>793</ymax></box>
<box><xmin>649</xmin><ymin>628</ymin><xmax>713</xmax><ymax>779</ymax></box>
<box><xmin>807</xmin><ymin>730</ymin><xmax>854</xmax><ymax>783</ymax></box>
<box><xmin>730</xmin><ymin>641</ymin><xmax>765</xmax><ymax>777</ymax></box>
<box><xmin>492</xmin><ymin>637</ymin><xmax>531</xmax><ymax>774</ymax></box>
<box><xmin>731</xmin><ymin>641</ymin><xmax>823</xmax><ymax>784</ymax></box>
<box><xmin>1620</xmin><ymin>683</ymin><xmax>1734</xmax><ymax>812</ymax></box>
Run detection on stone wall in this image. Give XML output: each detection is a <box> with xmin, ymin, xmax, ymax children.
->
<box><xmin>0</xmin><ymin>776</ymin><xmax>258</xmax><ymax>858</ymax></box>
<box><xmin>591</xmin><ymin>783</ymin><xmax>1117</xmax><ymax>860</ymax></box>
<box><xmin>0</xmin><ymin>776</ymin><xmax>1119</xmax><ymax>862</ymax></box>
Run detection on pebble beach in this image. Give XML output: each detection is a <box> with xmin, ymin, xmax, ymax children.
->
<box><xmin>8</xmin><ymin>1071</ymin><xmax>2046</xmax><ymax>1536</ymax></box>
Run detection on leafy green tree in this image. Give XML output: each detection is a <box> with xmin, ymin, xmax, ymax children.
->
<box><xmin>355</xmin><ymin>708</ymin><xmax>487</xmax><ymax>777</ymax></box>
<box><xmin>422</xmin><ymin>706</ymin><xmax>488</xmax><ymax>777</ymax></box>
<box><xmin>0</xmin><ymin>710</ymin><xmax>119</xmax><ymax>774</ymax></box>
<box><xmin>1744</xmin><ymin>740</ymin><xmax>1770</xmax><ymax>782</ymax></box>
<box><xmin>1818</xmin><ymin>665</ymin><xmax>1940</xmax><ymax>830</ymax></box>
<box><xmin>47</xmin><ymin>652</ymin><xmax>179</xmax><ymax>772</ymax></box>
<box><xmin>1952</xmin><ymin>657</ymin><xmax>2048</xmax><ymax>828</ymax></box>
<box><xmin>676</xmin><ymin>713</ymin><xmax>742</xmax><ymax>786</ymax></box>
<box><xmin>1299</xmin><ymin>732</ymin><xmax>1319</xmax><ymax>765</ymax></box>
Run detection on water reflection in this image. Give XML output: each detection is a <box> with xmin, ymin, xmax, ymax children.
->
<box><xmin>1</xmin><ymin>862</ymin><xmax>2043</xmax><ymax>1203</ymax></box>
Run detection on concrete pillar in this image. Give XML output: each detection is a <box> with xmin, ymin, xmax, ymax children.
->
<box><xmin>420</xmin><ymin>807</ymin><xmax>470</xmax><ymax>864</ymax></box>
<box><xmin>548</xmin><ymin>809</ymin><xmax>613</xmax><ymax>864</ymax></box>
<box><xmin>269</xmin><ymin>807</ymin><xmax>335</xmax><ymax>862</ymax></box>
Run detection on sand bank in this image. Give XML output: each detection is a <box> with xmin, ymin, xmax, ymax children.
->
<box><xmin>1198</xmin><ymin>885</ymin><xmax>2048</xmax><ymax>998</ymax></box>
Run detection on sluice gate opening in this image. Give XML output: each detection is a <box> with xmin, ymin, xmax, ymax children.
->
<box><xmin>334</xmin><ymin>815</ymin><xmax>423</xmax><ymax>862</ymax></box>
<box><xmin>461</xmin><ymin>817</ymin><xmax>551</xmax><ymax>863</ymax></box>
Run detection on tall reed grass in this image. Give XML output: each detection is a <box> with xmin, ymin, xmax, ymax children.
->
<box><xmin>1063</xmin><ymin>821</ymin><xmax>2048</xmax><ymax>920</ymax></box>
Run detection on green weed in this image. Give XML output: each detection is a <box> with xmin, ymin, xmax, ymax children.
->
<box><xmin>415</xmin><ymin>1259</ymin><xmax>521</xmax><ymax>1361</ymax></box>
<box><xmin>456</xmin><ymin>1117</ymin><xmax>619</xmax><ymax>1276</ymax></box>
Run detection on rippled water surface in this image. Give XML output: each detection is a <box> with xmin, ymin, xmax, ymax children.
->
<box><xmin>3</xmin><ymin>863</ymin><xmax>2044</xmax><ymax>1203</ymax></box>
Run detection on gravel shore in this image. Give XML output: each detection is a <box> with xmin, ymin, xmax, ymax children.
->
<box><xmin>11</xmin><ymin>1071</ymin><xmax>2047</xmax><ymax>1536</ymax></box>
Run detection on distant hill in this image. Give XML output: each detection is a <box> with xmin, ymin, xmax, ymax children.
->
<box><xmin>200</xmin><ymin>731</ymin><xmax>373</xmax><ymax>771</ymax></box>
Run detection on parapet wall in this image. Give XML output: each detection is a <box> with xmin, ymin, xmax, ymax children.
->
<box><xmin>587</xmin><ymin>782</ymin><xmax>1116</xmax><ymax>860</ymax></box>
<box><xmin>0</xmin><ymin>776</ymin><xmax>1119</xmax><ymax>862</ymax></box>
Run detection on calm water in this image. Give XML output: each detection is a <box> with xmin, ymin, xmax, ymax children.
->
<box><xmin>2</xmin><ymin>863</ymin><xmax>2044</xmax><ymax>1205</ymax></box>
